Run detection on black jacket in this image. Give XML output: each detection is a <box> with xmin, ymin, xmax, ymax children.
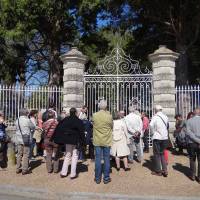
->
<box><xmin>52</xmin><ymin>115</ymin><xmax>85</xmax><ymax>146</ymax></box>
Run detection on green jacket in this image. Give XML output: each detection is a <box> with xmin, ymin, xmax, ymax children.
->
<box><xmin>93</xmin><ymin>110</ymin><xmax>113</xmax><ymax>147</ymax></box>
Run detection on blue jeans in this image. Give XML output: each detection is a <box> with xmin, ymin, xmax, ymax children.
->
<box><xmin>95</xmin><ymin>146</ymin><xmax>110</xmax><ymax>182</ymax></box>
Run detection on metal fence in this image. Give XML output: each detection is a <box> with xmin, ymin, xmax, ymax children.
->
<box><xmin>176</xmin><ymin>85</ymin><xmax>200</xmax><ymax>119</ymax></box>
<box><xmin>0</xmin><ymin>85</ymin><xmax>63</xmax><ymax>126</ymax></box>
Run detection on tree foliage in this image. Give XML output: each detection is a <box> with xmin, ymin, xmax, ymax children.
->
<box><xmin>0</xmin><ymin>0</ymin><xmax>200</xmax><ymax>85</ymax></box>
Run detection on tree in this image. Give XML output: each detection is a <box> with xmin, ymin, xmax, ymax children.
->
<box><xmin>0</xmin><ymin>0</ymin><xmax>107</xmax><ymax>86</ymax></box>
<box><xmin>0</xmin><ymin>0</ymin><xmax>30</xmax><ymax>85</ymax></box>
<box><xmin>94</xmin><ymin>0</ymin><xmax>200</xmax><ymax>83</ymax></box>
<box><xmin>126</xmin><ymin>0</ymin><xmax>200</xmax><ymax>84</ymax></box>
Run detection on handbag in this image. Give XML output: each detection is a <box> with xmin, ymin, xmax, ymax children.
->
<box><xmin>33</xmin><ymin>128</ymin><xmax>42</xmax><ymax>143</ymax></box>
<box><xmin>18</xmin><ymin>119</ymin><xmax>30</xmax><ymax>146</ymax></box>
<box><xmin>133</xmin><ymin>131</ymin><xmax>141</xmax><ymax>143</ymax></box>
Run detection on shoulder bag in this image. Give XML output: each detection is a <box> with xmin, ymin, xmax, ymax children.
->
<box><xmin>157</xmin><ymin>115</ymin><xmax>173</xmax><ymax>148</ymax></box>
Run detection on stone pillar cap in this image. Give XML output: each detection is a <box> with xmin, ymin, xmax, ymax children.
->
<box><xmin>60</xmin><ymin>47</ymin><xmax>88</xmax><ymax>64</ymax></box>
<box><xmin>148</xmin><ymin>45</ymin><xmax>179</xmax><ymax>62</ymax></box>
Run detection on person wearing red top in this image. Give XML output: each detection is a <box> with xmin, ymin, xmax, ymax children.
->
<box><xmin>141</xmin><ymin>112</ymin><xmax>150</xmax><ymax>153</ymax></box>
<box><xmin>42</xmin><ymin>110</ymin><xmax>59</xmax><ymax>173</ymax></box>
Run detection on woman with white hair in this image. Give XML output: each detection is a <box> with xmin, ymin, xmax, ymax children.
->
<box><xmin>111</xmin><ymin>112</ymin><xmax>130</xmax><ymax>171</ymax></box>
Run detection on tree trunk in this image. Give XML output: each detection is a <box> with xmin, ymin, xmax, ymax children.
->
<box><xmin>175</xmin><ymin>43</ymin><xmax>189</xmax><ymax>85</ymax></box>
<box><xmin>48</xmin><ymin>48</ymin><xmax>63</xmax><ymax>86</ymax></box>
<box><xmin>18</xmin><ymin>62</ymin><xmax>26</xmax><ymax>86</ymax></box>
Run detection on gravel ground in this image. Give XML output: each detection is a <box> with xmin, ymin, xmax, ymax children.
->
<box><xmin>1</xmin><ymin>150</ymin><xmax>200</xmax><ymax>198</ymax></box>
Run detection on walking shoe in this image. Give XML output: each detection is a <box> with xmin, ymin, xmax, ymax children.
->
<box><xmin>128</xmin><ymin>160</ymin><xmax>133</xmax><ymax>164</ymax></box>
<box><xmin>196</xmin><ymin>177</ymin><xmax>200</xmax><ymax>183</ymax></box>
<box><xmin>162</xmin><ymin>171</ymin><xmax>168</xmax><ymax>177</ymax></box>
<box><xmin>70</xmin><ymin>175</ymin><xmax>78</xmax><ymax>180</ymax></box>
<box><xmin>188</xmin><ymin>175</ymin><xmax>195</xmax><ymax>181</ymax></box>
<box><xmin>16</xmin><ymin>169</ymin><xmax>22</xmax><ymax>174</ymax></box>
<box><xmin>151</xmin><ymin>171</ymin><xmax>162</xmax><ymax>176</ymax></box>
<box><xmin>124</xmin><ymin>168</ymin><xmax>131</xmax><ymax>171</ymax></box>
<box><xmin>137</xmin><ymin>159</ymin><xmax>142</xmax><ymax>163</ymax></box>
<box><xmin>22</xmin><ymin>170</ymin><xmax>32</xmax><ymax>175</ymax></box>
<box><xmin>94</xmin><ymin>179</ymin><xmax>101</xmax><ymax>184</ymax></box>
<box><xmin>60</xmin><ymin>174</ymin><xmax>67</xmax><ymax>178</ymax></box>
<box><xmin>103</xmin><ymin>178</ymin><xmax>111</xmax><ymax>184</ymax></box>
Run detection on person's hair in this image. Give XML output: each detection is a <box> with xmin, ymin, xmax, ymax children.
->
<box><xmin>47</xmin><ymin>110</ymin><xmax>55</xmax><ymax>120</ymax></box>
<box><xmin>175</xmin><ymin>114</ymin><xmax>182</xmax><ymax>119</ymax></box>
<box><xmin>70</xmin><ymin>107</ymin><xmax>77</xmax><ymax>116</ymax></box>
<box><xmin>155</xmin><ymin>105</ymin><xmax>162</xmax><ymax>112</ymax></box>
<box><xmin>29</xmin><ymin>109</ymin><xmax>38</xmax><ymax>117</ymax></box>
<box><xmin>98</xmin><ymin>100</ymin><xmax>107</xmax><ymax>110</ymax></box>
<box><xmin>141</xmin><ymin>111</ymin><xmax>146</xmax><ymax>114</ymax></box>
<box><xmin>48</xmin><ymin>102</ymin><xmax>55</xmax><ymax>109</ymax></box>
<box><xmin>19</xmin><ymin>108</ymin><xmax>29</xmax><ymax>116</ymax></box>
<box><xmin>0</xmin><ymin>111</ymin><xmax>4</xmax><ymax>117</ymax></box>
<box><xmin>129</xmin><ymin>106</ymin><xmax>135</xmax><ymax>113</ymax></box>
<box><xmin>82</xmin><ymin>105</ymin><xmax>87</xmax><ymax>109</ymax></box>
<box><xmin>113</xmin><ymin>112</ymin><xmax>121</xmax><ymax>120</ymax></box>
<box><xmin>187</xmin><ymin>111</ymin><xmax>194</xmax><ymax>120</ymax></box>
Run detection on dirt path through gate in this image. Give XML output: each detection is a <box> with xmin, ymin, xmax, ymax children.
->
<box><xmin>1</xmin><ymin>150</ymin><xmax>200</xmax><ymax>197</ymax></box>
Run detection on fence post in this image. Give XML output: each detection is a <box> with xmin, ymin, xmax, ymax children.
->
<box><xmin>149</xmin><ymin>45</ymin><xmax>179</xmax><ymax>133</ymax></box>
<box><xmin>60</xmin><ymin>47</ymin><xmax>88</xmax><ymax>114</ymax></box>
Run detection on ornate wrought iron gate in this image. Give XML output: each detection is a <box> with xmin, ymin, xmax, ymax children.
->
<box><xmin>84</xmin><ymin>47</ymin><xmax>153</xmax><ymax>119</ymax></box>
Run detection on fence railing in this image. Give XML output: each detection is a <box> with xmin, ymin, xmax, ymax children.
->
<box><xmin>1</xmin><ymin>84</ymin><xmax>200</xmax><ymax>126</ymax></box>
<box><xmin>176</xmin><ymin>85</ymin><xmax>200</xmax><ymax>119</ymax></box>
<box><xmin>0</xmin><ymin>85</ymin><xmax>63</xmax><ymax>126</ymax></box>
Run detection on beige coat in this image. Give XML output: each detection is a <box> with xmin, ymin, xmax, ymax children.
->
<box><xmin>111</xmin><ymin>119</ymin><xmax>130</xmax><ymax>157</ymax></box>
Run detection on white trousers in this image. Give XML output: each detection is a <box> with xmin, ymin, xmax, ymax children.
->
<box><xmin>61</xmin><ymin>144</ymin><xmax>78</xmax><ymax>177</ymax></box>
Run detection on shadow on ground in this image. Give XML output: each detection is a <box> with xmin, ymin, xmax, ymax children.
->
<box><xmin>172</xmin><ymin>162</ymin><xmax>190</xmax><ymax>178</ymax></box>
<box><xmin>30</xmin><ymin>159</ymin><xmax>43</xmax><ymax>171</ymax></box>
<box><xmin>77</xmin><ymin>162</ymin><xmax>88</xmax><ymax>175</ymax></box>
<box><xmin>142</xmin><ymin>155</ymin><xmax>154</xmax><ymax>171</ymax></box>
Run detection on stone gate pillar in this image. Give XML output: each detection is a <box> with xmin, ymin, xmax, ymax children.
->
<box><xmin>149</xmin><ymin>45</ymin><xmax>179</xmax><ymax>132</ymax></box>
<box><xmin>60</xmin><ymin>47</ymin><xmax>88</xmax><ymax>114</ymax></box>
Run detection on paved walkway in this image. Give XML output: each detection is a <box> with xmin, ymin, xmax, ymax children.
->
<box><xmin>0</xmin><ymin>185</ymin><xmax>199</xmax><ymax>200</ymax></box>
<box><xmin>1</xmin><ymin>150</ymin><xmax>200</xmax><ymax>199</ymax></box>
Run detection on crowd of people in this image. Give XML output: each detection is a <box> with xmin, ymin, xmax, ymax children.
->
<box><xmin>0</xmin><ymin>100</ymin><xmax>200</xmax><ymax>184</ymax></box>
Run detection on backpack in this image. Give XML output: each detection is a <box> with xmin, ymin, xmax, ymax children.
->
<box><xmin>113</xmin><ymin>120</ymin><xmax>123</xmax><ymax>141</ymax></box>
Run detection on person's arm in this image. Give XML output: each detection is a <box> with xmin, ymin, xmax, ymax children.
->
<box><xmin>123</xmin><ymin>120</ymin><xmax>129</xmax><ymax>141</ymax></box>
<box><xmin>149</xmin><ymin>117</ymin><xmax>156</xmax><ymax>136</ymax></box>
<box><xmin>139</xmin><ymin>117</ymin><xmax>143</xmax><ymax>133</ymax></box>
<box><xmin>79</xmin><ymin>120</ymin><xmax>86</xmax><ymax>145</ymax></box>
<box><xmin>28</xmin><ymin>118</ymin><xmax>36</xmax><ymax>133</ymax></box>
<box><xmin>125</xmin><ymin>117</ymin><xmax>135</xmax><ymax>135</ymax></box>
<box><xmin>186</xmin><ymin>121</ymin><xmax>200</xmax><ymax>144</ymax></box>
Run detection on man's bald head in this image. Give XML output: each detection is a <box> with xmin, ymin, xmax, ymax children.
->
<box><xmin>194</xmin><ymin>108</ymin><xmax>200</xmax><ymax>115</ymax></box>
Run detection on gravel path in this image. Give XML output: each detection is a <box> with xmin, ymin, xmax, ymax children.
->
<box><xmin>1</xmin><ymin>150</ymin><xmax>200</xmax><ymax>198</ymax></box>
